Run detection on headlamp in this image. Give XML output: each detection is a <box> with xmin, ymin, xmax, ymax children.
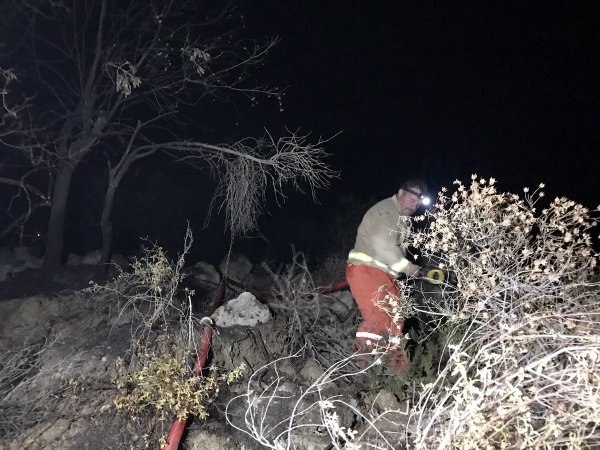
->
<box><xmin>402</xmin><ymin>185</ymin><xmax>431</xmax><ymax>206</ymax></box>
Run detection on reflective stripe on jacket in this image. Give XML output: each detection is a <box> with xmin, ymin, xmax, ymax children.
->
<box><xmin>347</xmin><ymin>250</ymin><xmax>410</xmax><ymax>277</ymax></box>
<box><xmin>347</xmin><ymin>194</ymin><xmax>415</xmax><ymax>276</ymax></box>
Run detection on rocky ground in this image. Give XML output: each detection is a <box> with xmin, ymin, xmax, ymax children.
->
<box><xmin>0</xmin><ymin>254</ymin><xmax>416</xmax><ymax>450</ymax></box>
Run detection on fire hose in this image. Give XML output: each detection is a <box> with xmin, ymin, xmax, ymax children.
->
<box><xmin>162</xmin><ymin>278</ymin><xmax>225</xmax><ymax>450</ymax></box>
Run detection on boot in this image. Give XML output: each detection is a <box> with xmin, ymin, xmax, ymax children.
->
<box><xmin>353</xmin><ymin>336</ymin><xmax>385</xmax><ymax>368</ymax></box>
<box><xmin>385</xmin><ymin>345</ymin><xmax>409</xmax><ymax>374</ymax></box>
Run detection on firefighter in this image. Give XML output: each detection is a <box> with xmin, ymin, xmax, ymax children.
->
<box><xmin>346</xmin><ymin>180</ymin><xmax>428</xmax><ymax>373</ymax></box>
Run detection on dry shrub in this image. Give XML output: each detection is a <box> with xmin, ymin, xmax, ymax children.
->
<box><xmin>89</xmin><ymin>225</ymin><xmax>201</xmax><ymax>354</ymax></box>
<box><xmin>89</xmin><ymin>226</ymin><xmax>241</xmax><ymax>446</ymax></box>
<box><xmin>261</xmin><ymin>250</ymin><xmax>358</xmax><ymax>368</ymax></box>
<box><xmin>0</xmin><ymin>341</ymin><xmax>49</xmax><ymax>440</ymax></box>
<box><xmin>400</xmin><ymin>176</ymin><xmax>600</xmax><ymax>449</ymax></box>
<box><xmin>114</xmin><ymin>354</ymin><xmax>245</xmax><ymax>447</ymax></box>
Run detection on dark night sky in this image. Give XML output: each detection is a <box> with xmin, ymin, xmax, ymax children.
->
<box><xmin>188</xmin><ymin>0</ymin><xmax>598</xmax><ymax>262</ymax></box>
<box><xmin>111</xmin><ymin>1</ymin><xmax>600</xmax><ymax>263</ymax></box>
<box><xmin>13</xmin><ymin>1</ymin><xmax>600</xmax><ymax>264</ymax></box>
<box><xmin>239</xmin><ymin>1</ymin><xmax>599</xmax><ymax>200</ymax></box>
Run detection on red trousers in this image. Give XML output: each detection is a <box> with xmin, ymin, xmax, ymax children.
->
<box><xmin>346</xmin><ymin>263</ymin><xmax>404</xmax><ymax>338</ymax></box>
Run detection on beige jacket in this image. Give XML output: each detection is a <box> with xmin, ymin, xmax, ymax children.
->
<box><xmin>348</xmin><ymin>195</ymin><xmax>418</xmax><ymax>276</ymax></box>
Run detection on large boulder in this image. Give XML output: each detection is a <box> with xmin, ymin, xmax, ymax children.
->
<box><xmin>186</xmin><ymin>260</ymin><xmax>221</xmax><ymax>288</ymax></box>
<box><xmin>219</xmin><ymin>253</ymin><xmax>253</xmax><ymax>284</ymax></box>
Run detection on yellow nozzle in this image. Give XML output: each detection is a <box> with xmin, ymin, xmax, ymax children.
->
<box><xmin>426</xmin><ymin>268</ymin><xmax>445</xmax><ymax>285</ymax></box>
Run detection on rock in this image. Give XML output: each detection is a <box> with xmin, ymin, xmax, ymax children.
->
<box><xmin>289</xmin><ymin>433</ymin><xmax>333</xmax><ymax>450</ymax></box>
<box><xmin>277</xmin><ymin>381</ymin><xmax>300</xmax><ymax>395</ymax></box>
<box><xmin>0</xmin><ymin>246</ymin><xmax>42</xmax><ymax>281</ymax></box>
<box><xmin>242</xmin><ymin>263</ymin><xmax>275</xmax><ymax>293</ymax></box>
<box><xmin>299</xmin><ymin>358</ymin><xmax>325</xmax><ymax>383</ymax></box>
<box><xmin>373</xmin><ymin>388</ymin><xmax>406</xmax><ymax>412</ymax></box>
<box><xmin>276</xmin><ymin>358</ymin><xmax>299</xmax><ymax>379</ymax></box>
<box><xmin>332</xmin><ymin>290</ymin><xmax>356</xmax><ymax>310</ymax></box>
<box><xmin>81</xmin><ymin>250</ymin><xmax>101</xmax><ymax>265</ymax></box>
<box><xmin>186</xmin><ymin>430</ymin><xmax>240</xmax><ymax>450</ymax></box>
<box><xmin>14</xmin><ymin>246</ymin><xmax>42</xmax><ymax>267</ymax></box>
<box><xmin>219</xmin><ymin>253</ymin><xmax>253</xmax><ymax>283</ymax></box>
<box><xmin>210</xmin><ymin>318</ymin><xmax>288</xmax><ymax>372</ymax></box>
<box><xmin>211</xmin><ymin>292</ymin><xmax>271</xmax><ymax>327</ymax></box>
<box><xmin>66</xmin><ymin>253</ymin><xmax>83</xmax><ymax>266</ymax></box>
<box><xmin>186</xmin><ymin>260</ymin><xmax>221</xmax><ymax>287</ymax></box>
<box><xmin>0</xmin><ymin>295</ymin><xmax>54</xmax><ymax>343</ymax></box>
<box><xmin>0</xmin><ymin>263</ymin><xmax>11</xmax><ymax>282</ymax></box>
<box><xmin>326</xmin><ymin>290</ymin><xmax>357</xmax><ymax>320</ymax></box>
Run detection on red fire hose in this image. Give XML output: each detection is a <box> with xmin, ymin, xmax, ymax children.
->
<box><xmin>162</xmin><ymin>321</ymin><xmax>213</xmax><ymax>450</ymax></box>
<box><xmin>162</xmin><ymin>278</ymin><xmax>226</xmax><ymax>450</ymax></box>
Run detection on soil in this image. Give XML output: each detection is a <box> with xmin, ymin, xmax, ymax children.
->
<box><xmin>0</xmin><ymin>265</ymin><xmax>409</xmax><ymax>450</ymax></box>
<box><xmin>0</xmin><ymin>265</ymin><xmax>117</xmax><ymax>301</ymax></box>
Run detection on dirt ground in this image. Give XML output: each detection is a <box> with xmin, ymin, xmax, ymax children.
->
<box><xmin>0</xmin><ymin>265</ymin><xmax>411</xmax><ymax>450</ymax></box>
<box><xmin>0</xmin><ymin>265</ymin><xmax>118</xmax><ymax>301</ymax></box>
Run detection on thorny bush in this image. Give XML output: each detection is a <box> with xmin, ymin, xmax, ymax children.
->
<box><xmin>115</xmin><ymin>355</ymin><xmax>245</xmax><ymax>447</ymax></box>
<box><xmin>393</xmin><ymin>176</ymin><xmax>600</xmax><ymax>449</ymax></box>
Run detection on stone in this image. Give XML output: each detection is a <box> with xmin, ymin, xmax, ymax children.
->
<box><xmin>211</xmin><ymin>292</ymin><xmax>271</xmax><ymax>327</ymax></box>
<box><xmin>219</xmin><ymin>253</ymin><xmax>253</xmax><ymax>283</ymax></box>
<box><xmin>66</xmin><ymin>253</ymin><xmax>83</xmax><ymax>266</ymax></box>
<box><xmin>332</xmin><ymin>290</ymin><xmax>356</xmax><ymax>310</ymax></box>
<box><xmin>187</xmin><ymin>430</ymin><xmax>238</xmax><ymax>450</ymax></box>
<box><xmin>299</xmin><ymin>358</ymin><xmax>325</xmax><ymax>383</ymax></box>
<box><xmin>373</xmin><ymin>388</ymin><xmax>406</xmax><ymax>412</ymax></box>
<box><xmin>81</xmin><ymin>250</ymin><xmax>101</xmax><ymax>265</ymax></box>
<box><xmin>187</xmin><ymin>261</ymin><xmax>221</xmax><ymax>287</ymax></box>
<box><xmin>0</xmin><ymin>263</ymin><xmax>12</xmax><ymax>282</ymax></box>
<box><xmin>0</xmin><ymin>246</ymin><xmax>42</xmax><ymax>280</ymax></box>
<box><xmin>326</xmin><ymin>290</ymin><xmax>357</xmax><ymax>320</ymax></box>
<box><xmin>14</xmin><ymin>246</ymin><xmax>42</xmax><ymax>267</ymax></box>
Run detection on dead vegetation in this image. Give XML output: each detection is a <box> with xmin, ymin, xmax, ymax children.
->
<box><xmin>1</xmin><ymin>177</ymin><xmax>599</xmax><ymax>449</ymax></box>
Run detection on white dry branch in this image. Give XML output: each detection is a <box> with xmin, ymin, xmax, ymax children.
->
<box><xmin>258</xmin><ymin>250</ymin><xmax>357</xmax><ymax>368</ymax></box>
<box><xmin>397</xmin><ymin>176</ymin><xmax>600</xmax><ymax>449</ymax></box>
<box><xmin>88</xmin><ymin>225</ymin><xmax>201</xmax><ymax>353</ymax></box>
<box><xmin>225</xmin><ymin>351</ymin><xmax>405</xmax><ymax>450</ymax></box>
<box><xmin>0</xmin><ymin>341</ymin><xmax>85</xmax><ymax>443</ymax></box>
<box><xmin>168</xmin><ymin>129</ymin><xmax>339</xmax><ymax>236</ymax></box>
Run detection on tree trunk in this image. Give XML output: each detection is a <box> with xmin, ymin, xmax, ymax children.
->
<box><xmin>43</xmin><ymin>162</ymin><xmax>74</xmax><ymax>269</ymax></box>
<box><xmin>100</xmin><ymin>183</ymin><xmax>116</xmax><ymax>265</ymax></box>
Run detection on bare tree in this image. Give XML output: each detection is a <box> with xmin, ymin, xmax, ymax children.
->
<box><xmin>99</xmin><ymin>128</ymin><xmax>337</xmax><ymax>265</ymax></box>
<box><xmin>0</xmin><ymin>67</ymin><xmax>52</xmax><ymax>240</ymax></box>
<box><xmin>2</xmin><ymin>0</ymin><xmax>305</xmax><ymax>269</ymax></box>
